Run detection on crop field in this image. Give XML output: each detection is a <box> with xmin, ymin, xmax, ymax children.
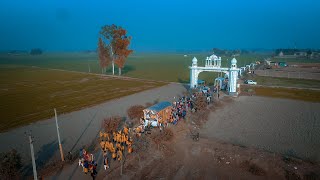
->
<box><xmin>241</xmin><ymin>85</ymin><xmax>320</xmax><ymax>102</ymax></box>
<box><xmin>273</xmin><ymin>57</ymin><xmax>320</xmax><ymax>63</ymax></box>
<box><xmin>243</xmin><ymin>74</ymin><xmax>320</xmax><ymax>89</ymax></box>
<box><xmin>0</xmin><ymin>65</ymin><xmax>166</xmax><ymax>132</ymax></box>
<box><xmin>0</xmin><ymin>52</ymin><xmax>265</xmax><ymax>85</ymax></box>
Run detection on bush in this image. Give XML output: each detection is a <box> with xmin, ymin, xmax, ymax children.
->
<box><xmin>127</xmin><ymin>105</ymin><xmax>145</xmax><ymax>120</ymax></box>
<box><xmin>195</xmin><ymin>96</ymin><xmax>207</xmax><ymax>111</ymax></box>
<box><xmin>102</xmin><ymin>116</ymin><xmax>122</xmax><ymax>133</ymax></box>
<box><xmin>30</xmin><ymin>48</ymin><xmax>43</xmax><ymax>55</ymax></box>
<box><xmin>150</xmin><ymin>128</ymin><xmax>174</xmax><ymax>144</ymax></box>
<box><xmin>0</xmin><ymin>149</ymin><xmax>22</xmax><ymax>179</ymax></box>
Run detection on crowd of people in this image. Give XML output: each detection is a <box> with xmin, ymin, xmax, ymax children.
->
<box><xmin>78</xmin><ymin>149</ymin><xmax>98</xmax><ymax>179</ymax></box>
<box><xmin>77</xmin><ymin>84</ymin><xmax>218</xmax><ymax>178</ymax></box>
<box><xmin>171</xmin><ymin>85</ymin><xmax>213</xmax><ymax>125</ymax></box>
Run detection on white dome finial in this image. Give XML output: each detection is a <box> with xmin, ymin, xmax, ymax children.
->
<box><xmin>192</xmin><ymin>57</ymin><xmax>198</xmax><ymax>66</ymax></box>
<box><xmin>231</xmin><ymin>57</ymin><xmax>237</xmax><ymax>65</ymax></box>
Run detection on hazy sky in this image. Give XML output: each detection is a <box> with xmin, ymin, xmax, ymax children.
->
<box><xmin>0</xmin><ymin>0</ymin><xmax>319</xmax><ymax>51</ymax></box>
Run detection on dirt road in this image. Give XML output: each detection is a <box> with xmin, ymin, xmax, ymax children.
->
<box><xmin>0</xmin><ymin>83</ymin><xmax>187</xmax><ymax>174</ymax></box>
<box><xmin>202</xmin><ymin>96</ymin><xmax>320</xmax><ymax>162</ymax></box>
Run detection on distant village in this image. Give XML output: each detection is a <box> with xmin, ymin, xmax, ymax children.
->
<box><xmin>274</xmin><ymin>48</ymin><xmax>320</xmax><ymax>59</ymax></box>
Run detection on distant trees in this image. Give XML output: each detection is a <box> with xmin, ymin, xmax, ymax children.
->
<box><xmin>98</xmin><ymin>24</ymin><xmax>133</xmax><ymax>75</ymax></box>
<box><xmin>0</xmin><ymin>149</ymin><xmax>22</xmax><ymax>179</ymax></box>
<box><xmin>275</xmin><ymin>49</ymin><xmax>299</xmax><ymax>55</ymax></box>
<box><xmin>212</xmin><ymin>48</ymin><xmax>245</xmax><ymax>56</ymax></box>
<box><xmin>306</xmin><ymin>49</ymin><xmax>312</xmax><ymax>58</ymax></box>
<box><xmin>30</xmin><ymin>48</ymin><xmax>43</xmax><ymax>55</ymax></box>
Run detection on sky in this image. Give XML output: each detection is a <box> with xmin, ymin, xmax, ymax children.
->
<box><xmin>0</xmin><ymin>0</ymin><xmax>320</xmax><ymax>52</ymax></box>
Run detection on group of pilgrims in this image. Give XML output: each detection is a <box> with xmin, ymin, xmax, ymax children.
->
<box><xmin>99</xmin><ymin>126</ymin><xmax>133</xmax><ymax>170</ymax></box>
<box><xmin>78</xmin><ymin>149</ymin><xmax>98</xmax><ymax>178</ymax></box>
<box><xmin>78</xmin><ymin>85</ymin><xmax>215</xmax><ymax>177</ymax></box>
<box><xmin>171</xmin><ymin>86</ymin><xmax>213</xmax><ymax>123</ymax></box>
<box><xmin>78</xmin><ymin>126</ymin><xmax>133</xmax><ymax>178</ymax></box>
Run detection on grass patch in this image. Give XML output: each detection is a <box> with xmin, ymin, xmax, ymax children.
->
<box><xmin>243</xmin><ymin>73</ymin><xmax>320</xmax><ymax>89</ymax></box>
<box><xmin>0</xmin><ymin>52</ymin><xmax>267</xmax><ymax>85</ymax></box>
<box><xmin>0</xmin><ymin>66</ymin><xmax>166</xmax><ymax>132</ymax></box>
<box><xmin>241</xmin><ymin>86</ymin><xmax>320</xmax><ymax>102</ymax></box>
<box><xmin>273</xmin><ymin>57</ymin><xmax>320</xmax><ymax>63</ymax></box>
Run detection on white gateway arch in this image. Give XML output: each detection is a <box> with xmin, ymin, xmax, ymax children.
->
<box><xmin>189</xmin><ymin>54</ymin><xmax>239</xmax><ymax>96</ymax></box>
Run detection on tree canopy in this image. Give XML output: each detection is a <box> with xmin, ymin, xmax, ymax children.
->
<box><xmin>98</xmin><ymin>24</ymin><xmax>133</xmax><ymax>75</ymax></box>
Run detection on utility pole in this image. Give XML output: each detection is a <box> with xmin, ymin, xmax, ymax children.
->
<box><xmin>87</xmin><ymin>61</ymin><xmax>91</xmax><ymax>73</ymax></box>
<box><xmin>110</xmin><ymin>45</ymin><xmax>114</xmax><ymax>75</ymax></box>
<box><xmin>54</xmin><ymin>108</ymin><xmax>64</xmax><ymax>162</ymax></box>
<box><xmin>27</xmin><ymin>132</ymin><xmax>38</xmax><ymax>180</ymax></box>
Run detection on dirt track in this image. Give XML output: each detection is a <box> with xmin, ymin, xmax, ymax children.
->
<box><xmin>202</xmin><ymin>96</ymin><xmax>320</xmax><ymax>162</ymax></box>
<box><xmin>1</xmin><ymin>83</ymin><xmax>320</xmax><ymax>179</ymax></box>
<box><xmin>0</xmin><ymin>83</ymin><xmax>187</xmax><ymax>172</ymax></box>
<box><xmin>47</xmin><ymin>95</ymin><xmax>320</xmax><ymax>180</ymax></box>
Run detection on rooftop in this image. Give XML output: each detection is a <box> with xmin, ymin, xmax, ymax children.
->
<box><xmin>146</xmin><ymin>101</ymin><xmax>172</xmax><ymax>112</ymax></box>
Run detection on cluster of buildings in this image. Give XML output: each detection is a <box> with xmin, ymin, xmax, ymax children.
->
<box><xmin>276</xmin><ymin>50</ymin><xmax>320</xmax><ymax>59</ymax></box>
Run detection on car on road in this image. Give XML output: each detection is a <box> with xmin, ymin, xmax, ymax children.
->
<box><xmin>244</xmin><ymin>80</ymin><xmax>257</xmax><ymax>85</ymax></box>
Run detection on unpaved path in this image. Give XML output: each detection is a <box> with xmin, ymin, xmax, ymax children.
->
<box><xmin>48</xmin><ymin>96</ymin><xmax>320</xmax><ymax>180</ymax></box>
<box><xmin>202</xmin><ymin>96</ymin><xmax>320</xmax><ymax>162</ymax></box>
<box><xmin>0</xmin><ymin>83</ymin><xmax>187</xmax><ymax>173</ymax></box>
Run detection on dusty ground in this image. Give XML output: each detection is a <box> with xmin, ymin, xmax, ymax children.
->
<box><xmin>2</xmin><ymin>81</ymin><xmax>320</xmax><ymax>179</ymax></box>
<box><xmin>0</xmin><ymin>83</ymin><xmax>187</xmax><ymax>176</ymax></box>
<box><xmin>255</xmin><ymin>63</ymin><xmax>320</xmax><ymax>80</ymax></box>
<box><xmin>46</xmin><ymin>95</ymin><xmax>320</xmax><ymax>180</ymax></box>
<box><xmin>203</xmin><ymin>96</ymin><xmax>320</xmax><ymax>162</ymax></box>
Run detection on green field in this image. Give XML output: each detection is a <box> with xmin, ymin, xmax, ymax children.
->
<box><xmin>241</xmin><ymin>86</ymin><xmax>320</xmax><ymax>102</ymax></box>
<box><xmin>0</xmin><ymin>52</ymin><xmax>265</xmax><ymax>85</ymax></box>
<box><xmin>0</xmin><ymin>52</ymin><xmax>266</xmax><ymax>132</ymax></box>
<box><xmin>0</xmin><ymin>65</ymin><xmax>166</xmax><ymax>132</ymax></box>
<box><xmin>273</xmin><ymin>57</ymin><xmax>320</xmax><ymax>63</ymax></box>
<box><xmin>243</xmin><ymin>74</ymin><xmax>320</xmax><ymax>89</ymax></box>
<box><xmin>1</xmin><ymin>52</ymin><xmax>319</xmax><ymax>131</ymax></box>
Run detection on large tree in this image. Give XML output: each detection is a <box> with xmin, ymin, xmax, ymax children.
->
<box><xmin>98</xmin><ymin>37</ymin><xmax>111</xmax><ymax>74</ymax></box>
<box><xmin>99</xmin><ymin>24</ymin><xmax>133</xmax><ymax>75</ymax></box>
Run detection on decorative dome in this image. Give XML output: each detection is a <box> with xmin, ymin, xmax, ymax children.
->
<box><xmin>192</xmin><ymin>57</ymin><xmax>198</xmax><ymax>64</ymax></box>
<box><xmin>210</xmin><ymin>54</ymin><xmax>218</xmax><ymax>60</ymax></box>
<box><xmin>231</xmin><ymin>57</ymin><xmax>237</xmax><ymax>65</ymax></box>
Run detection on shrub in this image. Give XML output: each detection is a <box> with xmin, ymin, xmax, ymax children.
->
<box><xmin>127</xmin><ymin>105</ymin><xmax>145</xmax><ymax>120</ymax></box>
<box><xmin>195</xmin><ymin>96</ymin><xmax>207</xmax><ymax>111</ymax></box>
<box><xmin>0</xmin><ymin>149</ymin><xmax>22</xmax><ymax>179</ymax></box>
<box><xmin>102</xmin><ymin>116</ymin><xmax>122</xmax><ymax>133</ymax></box>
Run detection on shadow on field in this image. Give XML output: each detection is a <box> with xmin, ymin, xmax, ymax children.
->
<box><xmin>105</xmin><ymin>65</ymin><xmax>136</xmax><ymax>75</ymax></box>
<box><xmin>21</xmin><ymin>140</ymin><xmax>59</xmax><ymax>177</ymax></box>
<box><xmin>36</xmin><ymin>140</ymin><xmax>59</xmax><ymax>168</ymax></box>
<box><xmin>122</xmin><ymin>65</ymin><xmax>136</xmax><ymax>75</ymax></box>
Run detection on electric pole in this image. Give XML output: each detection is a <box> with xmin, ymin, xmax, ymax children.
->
<box><xmin>54</xmin><ymin>108</ymin><xmax>64</xmax><ymax>162</ymax></box>
<box><xmin>88</xmin><ymin>61</ymin><xmax>91</xmax><ymax>73</ymax></box>
<box><xmin>26</xmin><ymin>132</ymin><xmax>38</xmax><ymax>180</ymax></box>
